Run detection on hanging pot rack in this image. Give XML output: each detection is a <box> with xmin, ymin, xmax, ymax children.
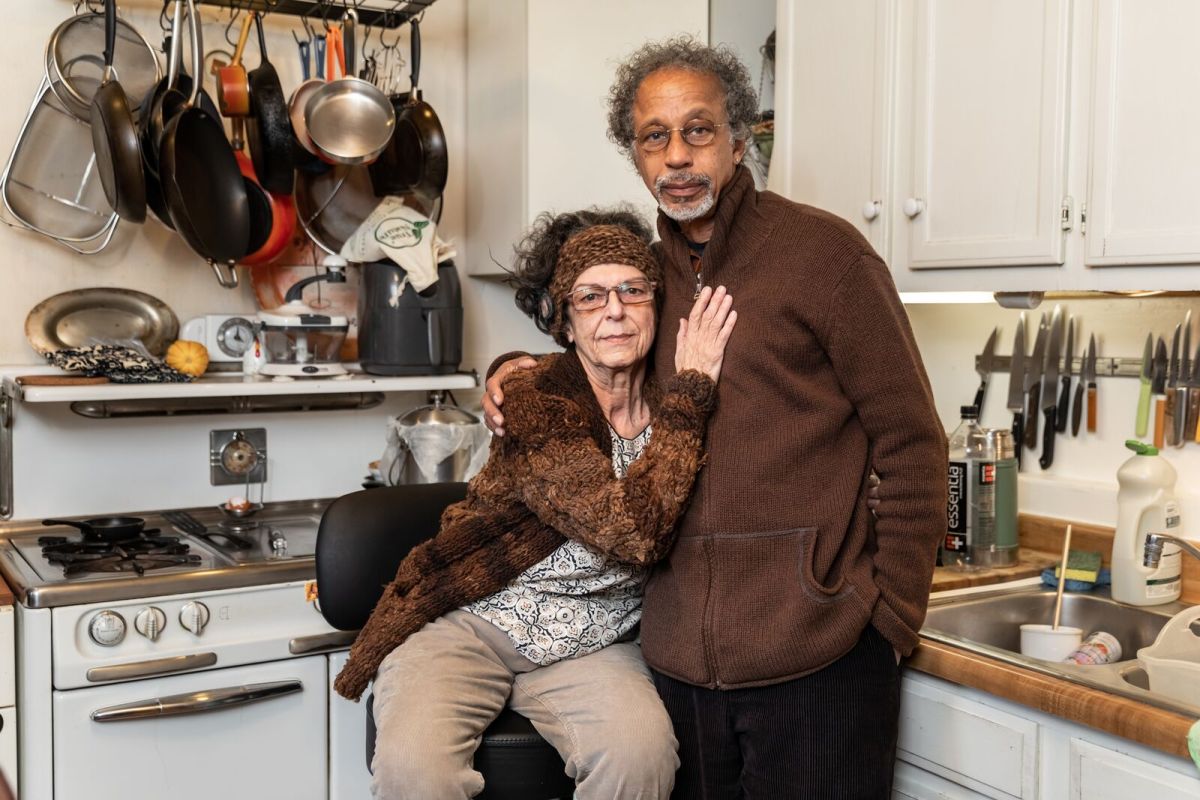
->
<box><xmin>194</xmin><ymin>1</ymin><xmax>435</xmax><ymax>29</ymax></box>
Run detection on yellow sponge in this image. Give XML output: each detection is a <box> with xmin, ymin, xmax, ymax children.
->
<box><xmin>1056</xmin><ymin>550</ymin><xmax>1102</xmax><ymax>583</ymax></box>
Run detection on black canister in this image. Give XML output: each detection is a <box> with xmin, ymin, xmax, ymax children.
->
<box><xmin>358</xmin><ymin>260</ymin><xmax>463</xmax><ymax>375</ymax></box>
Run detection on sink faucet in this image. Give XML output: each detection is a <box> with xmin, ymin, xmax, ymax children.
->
<box><xmin>1143</xmin><ymin>533</ymin><xmax>1200</xmax><ymax>567</ymax></box>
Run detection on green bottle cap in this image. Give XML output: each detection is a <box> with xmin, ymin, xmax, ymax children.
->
<box><xmin>1125</xmin><ymin>439</ymin><xmax>1159</xmax><ymax>456</ymax></box>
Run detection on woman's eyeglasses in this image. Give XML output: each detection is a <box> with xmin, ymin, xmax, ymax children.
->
<box><xmin>567</xmin><ymin>279</ymin><xmax>657</xmax><ymax>312</ymax></box>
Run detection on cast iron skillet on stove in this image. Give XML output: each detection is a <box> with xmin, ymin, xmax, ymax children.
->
<box><xmin>42</xmin><ymin>516</ymin><xmax>146</xmax><ymax>542</ymax></box>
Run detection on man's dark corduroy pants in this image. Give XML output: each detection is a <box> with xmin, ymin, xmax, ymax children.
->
<box><xmin>653</xmin><ymin>624</ymin><xmax>902</xmax><ymax>799</ymax></box>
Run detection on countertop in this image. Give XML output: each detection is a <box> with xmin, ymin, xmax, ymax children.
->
<box><xmin>0</xmin><ymin>573</ymin><xmax>12</xmax><ymax>607</ymax></box>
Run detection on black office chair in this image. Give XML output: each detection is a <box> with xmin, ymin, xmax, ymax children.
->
<box><xmin>316</xmin><ymin>483</ymin><xmax>577</xmax><ymax>800</ymax></box>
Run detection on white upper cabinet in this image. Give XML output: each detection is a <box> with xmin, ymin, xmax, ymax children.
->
<box><xmin>465</xmin><ymin>1</ymin><xmax>708</xmax><ymax>276</ymax></box>
<box><xmin>894</xmin><ymin>0</ymin><xmax>1072</xmax><ymax>271</ymax></box>
<box><xmin>774</xmin><ymin>0</ymin><xmax>1200</xmax><ymax>291</ymax></box>
<box><xmin>769</xmin><ymin>0</ymin><xmax>894</xmax><ymax>258</ymax></box>
<box><xmin>1084</xmin><ymin>0</ymin><xmax>1200</xmax><ymax>267</ymax></box>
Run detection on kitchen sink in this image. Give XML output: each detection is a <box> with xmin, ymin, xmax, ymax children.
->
<box><xmin>920</xmin><ymin>586</ymin><xmax>1200</xmax><ymax>718</ymax></box>
<box><xmin>923</xmin><ymin>589</ymin><xmax>1172</xmax><ymax>659</ymax></box>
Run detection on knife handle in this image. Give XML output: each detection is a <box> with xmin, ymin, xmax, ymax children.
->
<box><xmin>1040</xmin><ymin>406</ymin><xmax>1057</xmax><ymax>469</ymax></box>
<box><xmin>1025</xmin><ymin>384</ymin><xmax>1041</xmax><ymax>449</ymax></box>
<box><xmin>1056</xmin><ymin>376</ymin><xmax>1070</xmax><ymax>433</ymax></box>
<box><xmin>973</xmin><ymin>380</ymin><xmax>986</xmax><ymax>415</ymax></box>
<box><xmin>1087</xmin><ymin>384</ymin><xmax>1097</xmax><ymax>434</ymax></box>
<box><xmin>1165</xmin><ymin>388</ymin><xmax>1178</xmax><ymax>447</ymax></box>
<box><xmin>1154</xmin><ymin>396</ymin><xmax>1166</xmax><ymax>450</ymax></box>
<box><xmin>1071</xmin><ymin>381</ymin><xmax>1084</xmax><ymax>436</ymax></box>
<box><xmin>1012</xmin><ymin>411</ymin><xmax>1024</xmax><ymax>470</ymax></box>
<box><xmin>1136</xmin><ymin>381</ymin><xmax>1151</xmax><ymax>437</ymax></box>
<box><xmin>1175</xmin><ymin>387</ymin><xmax>1190</xmax><ymax>448</ymax></box>
<box><xmin>1188</xmin><ymin>389</ymin><xmax>1200</xmax><ymax>443</ymax></box>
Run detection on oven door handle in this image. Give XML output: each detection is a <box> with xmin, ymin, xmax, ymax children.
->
<box><xmin>90</xmin><ymin>680</ymin><xmax>303</xmax><ymax>723</ymax></box>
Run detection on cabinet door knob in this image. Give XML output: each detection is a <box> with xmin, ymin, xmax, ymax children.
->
<box><xmin>903</xmin><ymin>197</ymin><xmax>926</xmax><ymax>219</ymax></box>
<box><xmin>862</xmin><ymin>200</ymin><xmax>881</xmax><ymax>222</ymax></box>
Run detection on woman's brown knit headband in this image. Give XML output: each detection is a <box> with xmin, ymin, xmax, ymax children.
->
<box><xmin>546</xmin><ymin>225</ymin><xmax>662</xmax><ymax>346</ymax></box>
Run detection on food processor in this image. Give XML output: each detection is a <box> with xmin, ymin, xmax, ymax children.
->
<box><xmin>258</xmin><ymin>260</ymin><xmax>350</xmax><ymax>378</ymax></box>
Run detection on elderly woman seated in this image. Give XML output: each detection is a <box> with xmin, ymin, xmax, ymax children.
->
<box><xmin>334</xmin><ymin>207</ymin><xmax>736</xmax><ymax>800</ymax></box>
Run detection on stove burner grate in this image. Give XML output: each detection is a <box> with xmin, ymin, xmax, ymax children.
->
<box><xmin>39</xmin><ymin>532</ymin><xmax>202</xmax><ymax>576</ymax></box>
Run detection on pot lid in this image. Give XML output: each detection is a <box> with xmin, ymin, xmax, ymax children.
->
<box><xmin>398</xmin><ymin>391</ymin><xmax>478</xmax><ymax>426</ymax></box>
<box><xmin>259</xmin><ymin>300</ymin><xmax>349</xmax><ymax>328</ymax></box>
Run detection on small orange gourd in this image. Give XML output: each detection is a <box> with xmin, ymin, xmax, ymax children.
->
<box><xmin>166</xmin><ymin>340</ymin><xmax>210</xmax><ymax>377</ymax></box>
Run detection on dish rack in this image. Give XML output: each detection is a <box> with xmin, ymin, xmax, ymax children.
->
<box><xmin>1138</xmin><ymin>605</ymin><xmax>1200</xmax><ymax>707</ymax></box>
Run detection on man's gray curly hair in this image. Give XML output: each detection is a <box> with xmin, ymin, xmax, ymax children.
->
<box><xmin>607</xmin><ymin>36</ymin><xmax>759</xmax><ymax>162</ymax></box>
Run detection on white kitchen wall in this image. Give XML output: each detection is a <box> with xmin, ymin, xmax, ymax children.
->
<box><xmin>908</xmin><ymin>296</ymin><xmax>1200</xmax><ymax>539</ymax></box>
<box><xmin>709</xmin><ymin>0</ymin><xmax>775</xmax><ymax>111</ymax></box>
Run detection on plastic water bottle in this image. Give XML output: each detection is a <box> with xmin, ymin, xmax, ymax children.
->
<box><xmin>944</xmin><ymin>406</ymin><xmax>996</xmax><ymax>571</ymax></box>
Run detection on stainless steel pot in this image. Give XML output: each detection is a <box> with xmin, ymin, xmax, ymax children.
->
<box><xmin>389</xmin><ymin>392</ymin><xmax>483</xmax><ymax>484</ymax></box>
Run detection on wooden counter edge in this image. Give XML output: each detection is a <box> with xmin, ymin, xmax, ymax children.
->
<box><xmin>0</xmin><ymin>573</ymin><xmax>13</xmax><ymax>607</ymax></box>
<box><xmin>907</xmin><ymin>639</ymin><xmax>1195</xmax><ymax>759</ymax></box>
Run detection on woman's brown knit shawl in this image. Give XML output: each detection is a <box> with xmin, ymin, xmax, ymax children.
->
<box><xmin>334</xmin><ymin>352</ymin><xmax>716</xmax><ymax>700</ymax></box>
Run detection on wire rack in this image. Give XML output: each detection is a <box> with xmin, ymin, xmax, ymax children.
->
<box><xmin>194</xmin><ymin>1</ymin><xmax>435</xmax><ymax>28</ymax></box>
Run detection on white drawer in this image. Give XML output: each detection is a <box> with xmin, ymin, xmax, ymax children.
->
<box><xmin>1070</xmin><ymin>738</ymin><xmax>1200</xmax><ymax>800</ymax></box>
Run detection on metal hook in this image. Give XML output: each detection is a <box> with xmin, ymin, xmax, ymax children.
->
<box><xmin>224</xmin><ymin>4</ymin><xmax>244</xmax><ymax>49</ymax></box>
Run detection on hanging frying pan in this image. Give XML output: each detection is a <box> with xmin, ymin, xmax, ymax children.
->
<box><xmin>245</xmin><ymin>12</ymin><xmax>295</xmax><ymax>195</ymax></box>
<box><xmin>370</xmin><ymin>18</ymin><xmax>447</xmax><ymax>199</ymax></box>
<box><xmin>232</xmin><ymin>117</ymin><xmax>296</xmax><ymax>266</ymax></box>
<box><xmin>90</xmin><ymin>0</ymin><xmax>145</xmax><ymax>222</ymax></box>
<box><xmin>158</xmin><ymin>0</ymin><xmax>249</xmax><ymax>288</ymax></box>
<box><xmin>216</xmin><ymin>11</ymin><xmax>253</xmax><ymax>117</ymax></box>
<box><xmin>304</xmin><ymin>21</ymin><xmax>394</xmax><ymax>166</ymax></box>
<box><xmin>139</xmin><ymin>5</ymin><xmax>220</xmax><ymax>229</ymax></box>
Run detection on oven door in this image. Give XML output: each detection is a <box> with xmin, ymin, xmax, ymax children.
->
<box><xmin>53</xmin><ymin>655</ymin><xmax>327</xmax><ymax>800</ymax></box>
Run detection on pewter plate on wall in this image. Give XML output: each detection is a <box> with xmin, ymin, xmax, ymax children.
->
<box><xmin>25</xmin><ymin>288</ymin><xmax>180</xmax><ymax>357</ymax></box>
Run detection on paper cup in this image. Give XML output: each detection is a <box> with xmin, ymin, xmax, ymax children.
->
<box><xmin>1019</xmin><ymin>624</ymin><xmax>1083</xmax><ymax>661</ymax></box>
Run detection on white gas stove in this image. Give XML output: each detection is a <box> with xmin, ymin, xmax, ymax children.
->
<box><xmin>0</xmin><ymin>500</ymin><xmax>370</xmax><ymax>800</ymax></box>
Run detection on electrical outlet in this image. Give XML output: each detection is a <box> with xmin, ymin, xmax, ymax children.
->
<box><xmin>209</xmin><ymin>428</ymin><xmax>268</xmax><ymax>486</ymax></box>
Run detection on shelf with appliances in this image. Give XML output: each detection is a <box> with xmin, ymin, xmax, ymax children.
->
<box><xmin>0</xmin><ymin>367</ymin><xmax>477</xmax><ymax>405</ymax></box>
<box><xmin>772</xmin><ymin>0</ymin><xmax>1200</xmax><ymax>292</ymax></box>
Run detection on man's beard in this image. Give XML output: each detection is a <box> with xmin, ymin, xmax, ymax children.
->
<box><xmin>654</xmin><ymin>172</ymin><xmax>715</xmax><ymax>223</ymax></box>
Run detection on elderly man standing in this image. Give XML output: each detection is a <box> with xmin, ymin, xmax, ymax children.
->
<box><xmin>487</xmin><ymin>37</ymin><xmax>946</xmax><ymax>798</ymax></box>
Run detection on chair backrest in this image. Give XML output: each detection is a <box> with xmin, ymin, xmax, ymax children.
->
<box><xmin>315</xmin><ymin>482</ymin><xmax>468</xmax><ymax>631</ymax></box>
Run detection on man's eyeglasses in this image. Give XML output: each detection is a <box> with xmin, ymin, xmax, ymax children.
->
<box><xmin>635</xmin><ymin>120</ymin><xmax>729</xmax><ymax>154</ymax></box>
<box><xmin>567</xmin><ymin>279</ymin><xmax>657</xmax><ymax>312</ymax></box>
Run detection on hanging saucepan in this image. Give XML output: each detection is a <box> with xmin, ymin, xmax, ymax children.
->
<box><xmin>245</xmin><ymin>12</ymin><xmax>295</xmax><ymax>195</ymax></box>
<box><xmin>139</xmin><ymin>4</ymin><xmax>220</xmax><ymax>230</ymax></box>
<box><xmin>216</xmin><ymin>12</ymin><xmax>254</xmax><ymax>117</ymax></box>
<box><xmin>232</xmin><ymin>117</ymin><xmax>296</xmax><ymax>266</ymax></box>
<box><xmin>304</xmin><ymin>17</ymin><xmax>394</xmax><ymax>166</ymax></box>
<box><xmin>90</xmin><ymin>0</ymin><xmax>146</xmax><ymax>222</ymax></box>
<box><xmin>369</xmin><ymin>18</ymin><xmax>447</xmax><ymax>199</ymax></box>
<box><xmin>158</xmin><ymin>0</ymin><xmax>250</xmax><ymax>288</ymax></box>
<box><xmin>43</xmin><ymin>516</ymin><xmax>146</xmax><ymax>542</ymax></box>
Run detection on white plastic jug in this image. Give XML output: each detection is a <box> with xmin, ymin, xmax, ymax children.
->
<box><xmin>1111</xmin><ymin>440</ymin><xmax>1183</xmax><ymax>606</ymax></box>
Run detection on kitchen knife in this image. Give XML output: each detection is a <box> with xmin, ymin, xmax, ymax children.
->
<box><xmin>1023</xmin><ymin>313</ymin><xmax>1049</xmax><ymax>450</ymax></box>
<box><xmin>1080</xmin><ymin>334</ymin><xmax>1097</xmax><ymax>435</ymax></box>
<box><xmin>1164</xmin><ymin>322</ymin><xmax>1181</xmax><ymax>446</ymax></box>
<box><xmin>973</xmin><ymin>327</ymin><xmax>998</xmax><ymax>413</ymax></box>
<box><xmin>1172</xmin><ymin>310</ymin><xmax>1191</xmax><ymax>448</ymax></box>
<box><xmin>1006</xmin><ymin>313</ymin><xmax>1027</xmax><ymax>468</ymax></box>
<box><xmin>1056</xmin><ymin>316</ymin><xmax>1074</xmax><ymax>433</ymax></box>
<box><xmin>1039</xmin><ymin>306</ymin><xmax>1064</xmax><ymax>469</ymax></box>
<box><xmin>1152</xmin><ymin>336</ymin><xmax>1168</xmax><ymax>450</ymax></box>
<box><xmin>1136</xmin><ymin>334</ymin><xmax>1153</xmax><ymax>438</ymax></box>
<box><xmin>1190</xmin><ymin>339</ymin><xmax>1200</xmax><ymax>444</ymax></box>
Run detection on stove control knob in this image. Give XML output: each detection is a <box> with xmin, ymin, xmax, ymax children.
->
<box><xmin>134</xmin><ymin>607</ymin><xmax>167</xmax><ymax>642</ymax></box>
<box><xmin>88</xmin><ymin>611</ymin><xmax>126</xmax><ymax>647</ymax></box>
<box><xmin>179</xmin><ymin>601</ymin><xmax>211</xmax><ymax>636</ymax></box>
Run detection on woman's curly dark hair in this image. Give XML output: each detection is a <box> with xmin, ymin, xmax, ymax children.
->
<box><xmin>607</xmin><ymin>36</ymin><xmax>759</xmax><ymax>162</ymax></box>
<box><xmin>507</xmin><ymin>206</ymin><xmax>653</xmax><ymax>347</ymax></box>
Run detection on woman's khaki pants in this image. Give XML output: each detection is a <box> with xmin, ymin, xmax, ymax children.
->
<box><xmin>369</xmin><ymin>609</ymin><xmax>679</xmax><ymax>800</ymax></box>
